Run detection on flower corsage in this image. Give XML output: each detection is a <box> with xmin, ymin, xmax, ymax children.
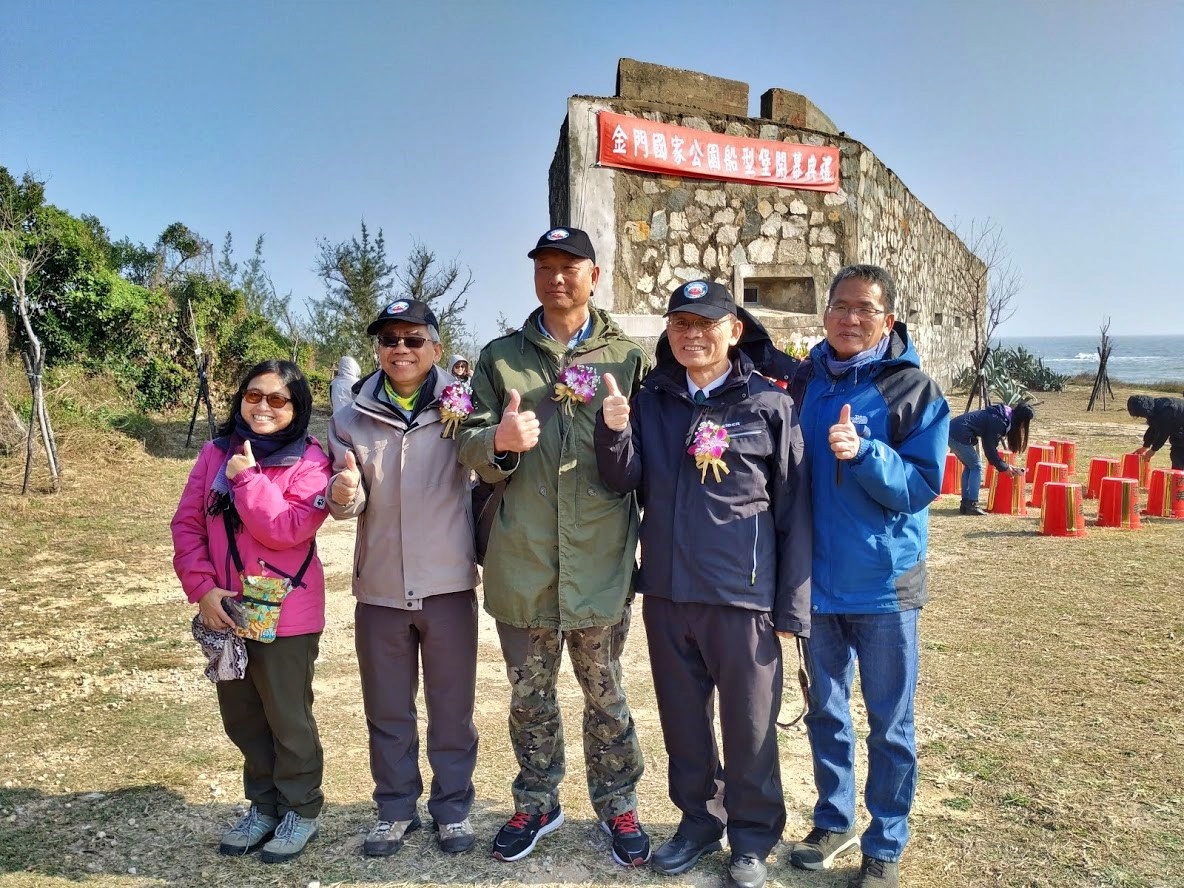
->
<box><xmin>689</xmin><ymin>420</ymin><xmax>731</xmax><ymax>483</ymax></box>
<box><xmin>438</xmin><ymin>381</ymin><xmax>473</xmax><ymax>439</ymax></box>
<box><xmin>553</xmin><ymin>364</ymin><xmax>600</xmax><ymax>416</ymax></box>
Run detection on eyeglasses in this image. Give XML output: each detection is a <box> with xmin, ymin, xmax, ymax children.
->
<box><xmin>377</xmin><ymin>335</ymin><xmax>430</xmax><ymax>350</ymax></box>
<box><xmin>243</xmin><ymin>390</ymin><xmax>293</xmax><ymax>408</ymax></box>
<box><xmin>824</xmin><ymin>304</ymin><xmax>886</xmax><ymax>320</ymax></box>
<box><xmin>667</xmin><ymin>316</ymin><xmax>726</xmax><ymax>334</ymax></box>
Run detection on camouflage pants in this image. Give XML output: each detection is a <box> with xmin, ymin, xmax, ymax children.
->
<box><xmin>496</xmin><ymin>608</ymin><xmax>644</xmax><ymax>820</ymax></box>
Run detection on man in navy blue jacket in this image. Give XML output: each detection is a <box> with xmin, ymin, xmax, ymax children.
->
<box><xmin>788</xmin><ymin>265</ymin><xmax>949</xmax><ymax>888</ymax></box>
<box><xmin>595</xmin><ymin>280</ymin><xmax>811</xmax><ymax>888</ymax></box>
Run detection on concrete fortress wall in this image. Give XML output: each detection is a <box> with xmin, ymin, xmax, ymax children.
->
<box><xmin>547</xmin><ymin>59</ymin><xmax>983</xmax><ymax>388</ymax></box>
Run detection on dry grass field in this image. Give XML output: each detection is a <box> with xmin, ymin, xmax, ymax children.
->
<box><xmin>1</xmin><ymin>380</ymin><xmax>1181</xmax><ymax>888</ymax></box>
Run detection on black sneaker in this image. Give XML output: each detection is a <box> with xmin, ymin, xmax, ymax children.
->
<box><xmin>790</xmin><ymin>826</ymin><xmax>860</xmax><ymax>870</ymax></box>
<box><xmin>850</xmin><ymin>854</ymin><xmax>900</xmax><ymax>887</ymax></box>
<box><xmin>491</xmin><ymin>806</ymin><xmax>564</xmax><ymax>861</ymax></box>
<box><xmin>599</xmin><ymin>809</ymin><xmax>651</xmax><ymax>866</ymax></box>
<box><xmin>727</xmin><ymin>854</ymin><xmax>767</xmax><ymax>888</ymax></box>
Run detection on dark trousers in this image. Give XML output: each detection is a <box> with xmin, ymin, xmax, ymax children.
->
<box><xmin>355</xmin><ymin>593</ymin><xmax>479</xmax><ymax>824</ymax></box>
<box><xmin>216</xmin><ymin>632</ymin><xmax>324</xmax><ymax>819</ymax></box>
<box><xmin>643</xmin><ymin>596</ymin><xmax>786</xmax><ymax>859</ymax></box>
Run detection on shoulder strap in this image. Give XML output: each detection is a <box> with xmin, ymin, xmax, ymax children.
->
<box><xmin>223</xmin><ymin>507</ymin><xmax>316</xmax><ymax>589</ymax></box>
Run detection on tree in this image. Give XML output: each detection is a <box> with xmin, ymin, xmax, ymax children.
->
<box><xmin>153</xmin><ymin>222</ymin><xmax>213</xmax><ymax>287</ymax></box>
<box><xmin>310</xmin><ymin>221</ymin><xmax>396</xmax><ymax>362</ymax></box>
<box><xmin>0</xmin><ymin>170</ymin><xmax>60</xmax><ymax>493</ymax></box>
<box><xmin>950</xmin><ymin>218</ymin><xmax>1022</xmax><ymax>411</ymax></box>
<box><xmin>395</xmin><ymin>242</ymin><xmax>474</xmax><ymax>357</ymax></box>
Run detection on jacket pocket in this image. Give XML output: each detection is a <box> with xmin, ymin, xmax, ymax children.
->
<box><xmin>354</xmin><ymin>513</ymin><xmax>369</xmax><ymax>578</ymax></box>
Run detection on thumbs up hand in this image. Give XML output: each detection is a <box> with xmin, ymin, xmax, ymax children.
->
<box><xmin>226</xmin><ymin>440</ymin><xmax>257</xmax><ymax>480</ymax></box>
<box><xmin>331</xmin><ymin>450</ymin><xmax>361</xmax><ymax>504</ymax></box>
<box><xmin>828</xmin><ymin>403</ymin><xmax>861</xmax><ymax>461</ymax></box>
<box><xmin>493</xmin><ymin>388</ymin><xmax>541</xmax><ymax>453</ymax></box>
<box><xmin>601</xmin><ymin>373</ymin><xmax>631</xmax><ymax>432</ymax></box>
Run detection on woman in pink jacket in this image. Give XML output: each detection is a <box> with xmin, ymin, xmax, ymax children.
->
<box><xmin>171</xmin><ymin>359</ymin><xmax>332</xmax><ymax>864</ymax></box>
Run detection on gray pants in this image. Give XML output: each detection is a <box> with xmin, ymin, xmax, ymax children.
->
<box><xmin>217</xmin><ymin>632</ymin><xmax>324</xmax><ymax>819</ymax></box>
<box><xmin>643</xmin><ymin>596</ymin><xmax>786</xmax><ymax>858</ymax></box>
<box><xmin>355</xmin><ymin>594</ymin><xmax>479</xmax><ymax>824</ymax></box>
<box><xmin>496</xmin><ymin>608</ymin><xmax>644</xmax><ymax>820</ymax></box>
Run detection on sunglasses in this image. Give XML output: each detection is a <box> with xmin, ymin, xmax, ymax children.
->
<box><xmin>243</xmin><ymin>390</ymin><xmax>293</xmax><ymax>408</ymax></box>
<box><xmin>377</xmin><ymin>335</ymin><xmax>430</xmax><ymax>350</ymax></box>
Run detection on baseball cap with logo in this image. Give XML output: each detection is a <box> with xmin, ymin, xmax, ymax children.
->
<box><xmin>366</xmin><ymin>298</ymin><xmax>440</xmax><ymax>337</ymax></box>
<box><xmin>664</xmin><ymin>280</ymin><xmax>738</xmax><ymax>320</ymax></box>
<box><xmin>527</xmin><ymin>227</ymin><xmax>596</xmax><ymax>263</ymax></box>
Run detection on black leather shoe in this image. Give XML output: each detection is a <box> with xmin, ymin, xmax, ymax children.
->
<box><xmin>959</xmin><ymin>500</ymin><xmax>988</xmax><ymax>516</ymax></box>
<box><xmin>650</xmin><ymin>832</ymin><xmax>723</xmax><ymax>875</ymax></box>
<box><xmin>726</xmin><ymin>854</ymin><xmax>767</xmax><ymax>888</ymax></box>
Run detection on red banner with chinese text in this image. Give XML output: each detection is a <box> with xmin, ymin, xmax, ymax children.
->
<box><xmin>597</xmin><ymin>111</ymin><xmax>840</xmax><ymax>192</ymax></box>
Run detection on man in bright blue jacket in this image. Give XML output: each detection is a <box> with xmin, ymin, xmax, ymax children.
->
<box><xmin>788</xmin><ymin>265</ymin><xmax>950</xmax><ymax>888</ymax></box>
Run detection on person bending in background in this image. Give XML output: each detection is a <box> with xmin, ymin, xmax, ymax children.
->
<box><xmin>946</xmin><ymin>401</ymin><xmax>1034</xmax><ymax>515</ymax></box>
<box><xmin>1127</xmin><ymin>394</ymin><xmax>1184</xmax><ymax>469</ymax></box>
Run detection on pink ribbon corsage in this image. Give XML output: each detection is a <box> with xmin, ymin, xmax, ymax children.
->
<box><xmin>689</xmin><ymin>420</ymin><xmax>731</xmax><ymax>483</ymax></box>
<box><xmin>438</xmin><ymin>381</ymin><xmax>473</xmax><ymax>439</ymax></box>
<box><xmin>553</xmin><ymin>364</ymin><xmax>600</xmax><ymax>416</ymax></box>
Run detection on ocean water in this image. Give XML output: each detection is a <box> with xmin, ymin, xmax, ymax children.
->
<box><xmin>998</xmin><ymin>335</ymin><xmax>1184</xmax><ymax>385</ymax></box>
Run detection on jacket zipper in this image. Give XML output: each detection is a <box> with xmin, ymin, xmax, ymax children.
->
<box><xmin>751</xmin><ymin>517</ymin><xmax>758</xmax><ymax>586</ymax></box>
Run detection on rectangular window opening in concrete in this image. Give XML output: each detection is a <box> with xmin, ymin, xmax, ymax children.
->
<box><xmin>933</xmin><ymin>312</ymin><xmax>944</xmax><ymax>326</ymax></box>
<box><xmin>743</xmin><ymin>286</ymin><xmax>759</xmax><ymax>305</ymax></box>
<box><xmin>740</xmin><ymin>275</ymin><xmax>816</xmax><ymax>314</ymax></box>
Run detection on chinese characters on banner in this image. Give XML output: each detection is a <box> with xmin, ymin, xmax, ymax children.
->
<box><xmin>597</xmin><ymin>111</ymin><xmax>841</xmax><ymax>193</ymax></box>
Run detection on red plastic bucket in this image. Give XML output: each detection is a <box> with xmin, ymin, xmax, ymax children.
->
<box><xmin>1120</xmin><ymin>452</ymin><xmax>1150</xmax><ymax>489</ymax></box>
<box><xmin>941</xmin><ymin>452</ymin><xmax>963</xmax><ymax>496</ymax></box>
<box><xmin>1029</xmin><ymin>462</ymin><xmax>1069</xmax><ymax>508</ymax></box>
<box><xmin>1097</xmin><ymin>476</ymin><xmax>1142</xmax><ymax>529</ymax></box>
<box><xmin>1039</xmin><ymin>482</ymin><xmax>1086</xmax><ymax>537</ymax></box>
<box><xmin>1049</xmin><ymin>440</ymin><xmax>1077</xmax><ymax>475</ymax></box>
<box><xmin>988</xmin><ymin>465</ymin><xmax>1027</xmax><ymax>516</ymax></box>
<box><xmin>1025</xmin><ymin>444</ymin><xmax>1055</xmax><ymax>483</ymax></box>
<box><xmin>1085</xmin><ymin>457</ymin><xmax>1119</xmax><ymax>500</ymax></box>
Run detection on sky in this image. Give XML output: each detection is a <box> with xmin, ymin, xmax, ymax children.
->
<box><xmin>3</xmin><ymin>0</ymin><xmax>1182</xmax><ymax>344</ymax></box>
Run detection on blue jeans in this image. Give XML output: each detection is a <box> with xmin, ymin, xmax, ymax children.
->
<box><xmin>947</xmin><ymin>439</ymin><xmax>982</xmax><ymax>502</ymax></box>
<box><xmin>803</xmin><ymin>610</ymin><xmax>920</xmax><ymax>861</ymax></box>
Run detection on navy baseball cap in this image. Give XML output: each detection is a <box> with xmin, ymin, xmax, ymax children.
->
<box><xmin>664</xmin><ymin>280</ymin><xmax>737</xmax><ymax>320</ymax></box>
<box><xmin>527</xmin><ymin>227</ymin><xmax>596</xmax><ymax>263</ymax></box>
<box><xmin>366</xmin><ymin>298</ymin><xmax>440</xmax><ymax>336</ymax></box>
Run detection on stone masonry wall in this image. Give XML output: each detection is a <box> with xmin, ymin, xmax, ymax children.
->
<box><xmin>549</xmin><ymin>65</ymin><xmax>980</xmax><ymax>388</ymax></box>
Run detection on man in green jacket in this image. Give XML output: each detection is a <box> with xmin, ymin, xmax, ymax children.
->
<box><xmin>458</xmin><ymin>227</ymin><xmax>651</xmax><ymax>867</ymax></box>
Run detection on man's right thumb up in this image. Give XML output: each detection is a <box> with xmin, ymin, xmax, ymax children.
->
<box><xmin>505</xmin><ymin>389</ymin><xmax>521</xmax><ymax>415</ymax></box>
<box><xmin>604</xmin><ymin>373</ymin><xmax>622</xmax><ymax>398</ymax></box>
<box><xmin>344</xmin><ymin>450</ymin><xmax>357</xmax><ymax>473</ymax></box>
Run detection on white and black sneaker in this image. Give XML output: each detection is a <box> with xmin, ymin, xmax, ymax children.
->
<box><xmin>491</xmin><ymin>806</ymin><xmax>564</xmax><ymax>861</ymax></box>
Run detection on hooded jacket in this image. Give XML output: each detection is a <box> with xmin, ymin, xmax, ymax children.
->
<box><xmin>1127</xmin><ymin>395</ymin><xmax>1184</xmax><ymax>452</ymax></box>
<box><xmin>595</xmin><ymin>318</ymin><xmax>811</xmax><ymax>636</ymax></box>
<box><xmin>949</xmin><ymin>404</ymin><xmax>1014</xmax><ymax>472</ymax></box>
<box><xmin>456</xmin><ymin>306</ymin><xmax>650</xmax><ymax>629</ymax></box>
<box><xmin>171</xmin><ymin>437</ymin><xmax>332</xmax><ymax>636</ymax></box>
<box><xmin>795</xmin><ymin>322</ymin><xmax>950</xmax><ymax>615</ymax></box>
<box><xmin>327</xmin><ymin>368</ymin><xmax>479</xmax><ymax>609</ymax></box>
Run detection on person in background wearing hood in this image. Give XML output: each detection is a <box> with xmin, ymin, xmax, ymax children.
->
<box><xmin>788</xmin><ymin>265</ymin><xmax>949</xmax><ymax>888</ymax></box>
<box><xmin>171</xmin><ymin>360</ymin><xmax>332</xmax><ymax>863</ymax></box>
<box><xmin>326</xmin><ymin>299</ymin><xmax>480</xmax><ymax>857</ymax></box>
<box><xmin>946</xmin><ymin>401</ymin><xmax>1034</xmax><ymax>515</ymax></box>
<box><xmin>330</xmin><ymin>356</ymin><xmax>362</xmax><ymax>414</ymax></box>
<box><xmin>595</xmin><ymin>281</ymin><xmax>811</xmax><ymax>888</ymax></box>
<box><xmin>449</xmin><ymin>354</ymin><xmax>472</xmax><ymax>382</ymax></box>
<box><xmin>457</xmin><ymin>227</ymin><xmax>652</xmax><ymax>868</ymax></box>
<box><xmin>1126</xmin><ymin>394</ymin><xmax>1184</xmax><ymax>469</ymax></box>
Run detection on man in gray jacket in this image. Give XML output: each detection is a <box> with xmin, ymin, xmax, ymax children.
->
<box><xmin>327</xmin><ymin>298</ymin><xmax>479</xmax><ymax>857</ymax></box>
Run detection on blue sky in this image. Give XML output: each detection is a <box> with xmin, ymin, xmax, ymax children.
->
<box><xmin>3</xmin><ymin>0</ymin><xmax>1181</xmax><ymax>344</ymax></box>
